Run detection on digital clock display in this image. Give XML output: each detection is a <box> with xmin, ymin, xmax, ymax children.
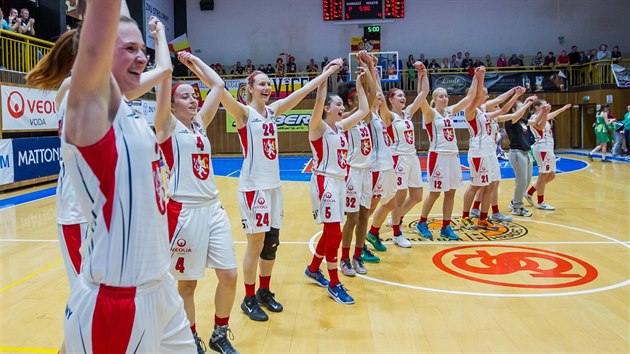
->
<box><xmin>344</xmin><ymin>0</ymin><xmax>383</xmax><ymax>20</ymax></box>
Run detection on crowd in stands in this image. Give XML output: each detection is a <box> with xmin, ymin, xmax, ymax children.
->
<box><xmin>1</xmin><ymin>7</ymin><xmax>35</xmax><ymax>36</ymax></box>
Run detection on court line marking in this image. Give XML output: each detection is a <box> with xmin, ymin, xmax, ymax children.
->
<box><xmin>308</xmin><ymin>218</ymin><xmax>630</xmax><ymax>298</ymax></box>
<box><xmin>225</xmin><ymin>169</ymin><xmax>240</xmax><ymax>177</ymax></box>
<box><xmin>0</xmin><ymin>347</ymin><xmax>57</xmax><ymax>353</ymax></box>
<box><xmin>0</xmin><ymin>259</ymin><xmax>63</xmax><ymax>294</ymax></box>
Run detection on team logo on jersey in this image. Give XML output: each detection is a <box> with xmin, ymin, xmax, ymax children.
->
<box><xmin>361</xmin><ymin>138</ymin><xmax>372</xmax><ymax>155</ymax></box>
<box><xmin>176</xmin><ymin>239</ymin><xmax>187</xmax><ymax>247</ymax></box>
<box><xmin>257</xmin><ymin>198</ymin><xmax>266</xmax><ymax>205</ymax></box>
<box><xmin>383</xmin><ymin>132</ymin><xmax>392</xmax><ymax>146</ymax></box>
<box><xmin>262</xmin><ymin>138</ymin><xmax>278</xmax><ymax>160</ymax></box>
<box><xmin>404</xmin><ymin>130</ymin><xmax>414</xmax><ymax>144</ymax></box>
<box><xmin>443</xmin><ymin>127</ymin><xmax>455</xmax><ymax>141</ymax></box>
<box><xmin>151</xmin><ymin>160</ymin><xmax>167</xmax><ymax>215</ymax></box>
<box><xmin>337</xmin><ymin>149</ymin><xmax>348</xmax><ymax>169</ymax></box>
<box><xmin>192</xmin><ymin>153</ymin><xmax>210</xmax><ymax>180</ymax></box>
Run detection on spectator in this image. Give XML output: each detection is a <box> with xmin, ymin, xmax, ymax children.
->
<box><xmin>257</xmin><ymin>64</ymin><xmax>265</xmax><ymax>72</ymax></box>
<box><xmin>496</xmin><ymin>53</ymin><xmax>508</xmax><ymax>67</ymax></box>
<box><xmin>406</xmin><ymin>54</ymin><xmax>416</xmax><ymax>88</ymax></box>
<box><xmin>337</xmin><ymin>57</ymin><xmax>348</xmax><ymax>82</ymax></box>
<box><xmin>286</xmin><ymin>55</ymin><xmax>297</xmax><ymax>76</ymax></box>
<box><xmin>321</xmin><ymin>56</ymin><xmax>329</xmax><ymax>70</ymax></box>
<box><xmin>485</xmin><ymin>54</ymin><xmax>493</xmax><ymax>67</ymax></box>
<box><xmin>306</xmin><ymin>58</ymin><xmax>318</xmax><ymax>79</ymax></box>
<box><xmin>275</xmin><ymin>57</ymin><xmax>285</xmax><ymax>77</ymax></box>
<box><xmin>611</xmin><ymin>110</ymin><xmax>624</xmax><ymax>156</ymax></box>
<box><xmin>585</xmin><ymin>49</ymin><xmax>596</xmax><ymax>63</ymax></box>
<box><xmin>231</xmin><ymin>60</ymin><xmax>244</xmax><ymax>75</ymax></box>
<box><xmin>611</xmin><ymin>45</ymin><xmax>622</xmax><ymax>62</ymax></box>
<box><xmin>472</xmin><ymin>58</ymin><xmax>483</xmax><ymax>68</ymax></box>
<box><xmin>557</xmin><ymin>50</ymin><xmax>570</xmax><ymax>67</ymax></box>
<box><xmin>1</xmin><ymin>9</ymin><xmax>12</xmax><ymax>30</ymax></box>
<box><xmin>265</xmin><ymin>63</ymin><xmax>275</xmax><ymax>76</ymax></box>
<box><xmin>17</xmin><ymin>8</ymin><xmax>35</xmax><ymax>36</ymax></box>
<box><xmin>508</xmin><ymin>53</ymin><xmax>523</xmax><ymax>66</ymax></box>
<box><xmin>531</xmin><ymin>51</ymin><xmax>544</xmax><ymax>66</ymax></box>
<box><xmin>450</xmin><ymin>54</ymin><xmax>458</xmax><ymax>68</ymax></box>
<box><xmin>568</xmin><ymin>45</ymin><xmax>581</xmax><ymax>65</ymax></box>
<box><xmin>519</xmin><ymin>53</ymin><xmax>526</xmax><ymax>64</ymax></box>
<box><xmin>543</xmin><ymin>51</ymin><xmax>556</xmax><ymax>66</ymax></box>
<box><xmin>579</xmin><ymin>51</ymin><xmax>587</xmax><ymax>64</ymax></box>
<box><xmin>6</xmin><ymin>8</ymin><xmax>19</xmax><ymax>32</ymax></box>
<box><xmin>596</xmin><ymin>44</ymin><xmax>609</xmax><ymax>60</ymax></box>
<box><xmin>442</xmin><ymin>57</ymin><xmax>451</xmax><ymax>69</ymax></box>
<box><xmin>418</xmin><ymin>53</ymin><xmax>428</xmax><ymax>66</ymax></box>
<box><xmin>244</xmin><ymin>58</ymin><xmax>254</xmax><ymax>74</ymax></box>
<box><xmin>461</xmin><ymin>52</ymin><xmax>473</xmax><ymax>69</ymax></box>
<box><xmin>455</xmin><ymin>51</ymin><xmax>463</xmax><ymax>68</ymax></box>
<box><xmin>427</xmin><ymin>58</ymin><xmax>441</xmax><ymax>71</ymax></box>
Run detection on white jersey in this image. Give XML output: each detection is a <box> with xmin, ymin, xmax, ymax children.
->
<box><xmin>369</xmin><ymin>111</ymin><xmax>394</xmax><ymax>172</ymax></box>
<box><xmin>345</xmin><ymin>120</ymin><xmax>373</xmax><ymax>168</ymax></box>
<box><xmin>60</xmin><ymin>96</ymin><xmax>170</xmax><ymax>287</ymax></box>
<box><xmin>490</xmin><ymin>118</ymin><xmax>499</xmax><ymax>148</ymax></box>
<box><xmin>466</xmin><ymin>108</ymin><xmax>495</xmax><ymax>157</ymax></box>
<box><xmin>310</xmin><ymin>123</ymin><xmax>348</xmax><ymax>179</ymax></box>
<box><xmin>530</xmin><ymin>121</ymin><xmax>554</xmax><ymax>151</ymax></box>
<box><xmin>388</xmin><ymin>111</ymin><xmax>416</xmax><ymax>155</ymax></box>
<box><xmin>237</xmin><ymin>105</ymin><xmax>280</xmax><ymax>191</ymax></box>
<box><xmin>426</xmin><ymin>108</ymin><xmax>458</xmax><ymax>154</ymax></box>
<box><xmin>160</xmin><ymin>119</ymin><xmax>218</xmax><ymax>206</ymax></box>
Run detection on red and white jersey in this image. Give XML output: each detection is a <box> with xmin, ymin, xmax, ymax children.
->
<box><xmin>369</xmin><ymin>111</ymin><xmax>394</xmax><ymax>172</ymax></box>
<box><xmin>466</xmin><ymin>107</ymin><xmax>495</xmax><ymax>157</ymax></box>
<box><xmin>345</xmin><ymin>120</ymin><xmax>373</xmax><ymax>168</ymax></box>
<box><xmin>56</xmin><ymin>160</ymin><xmax>87</xmax><ymax>224</ymax></box>
<box><xmin>60</xmin><ymin>96</ymin><xmax>170</xmax><ymax>287</ymax></box>
<box><xmin>490</xmin><ymin>118</ymin><xmax>500</xmax><ymax>147</ymax></box>
<box><xmin>530</xmin><ymin>121</ymin><xmax>554</xmax><ymax>151</ymax></box>
<box><xmin>237</xmin><ymin>106</ymin><xmax>280</xmax><ymax>191</ymax></box>
<box><xmin>425</xmin><ymin>108</ymin><xmax>458</xmax><ymax>154</ymax></box>
<box><xmin>160</xmin><ymin>119</ymin><xmax>218</xmax><ymax>206</ymax></box>
<box><xmin>387</xmin><ymin>111</ymin><xmax>416</xmax><ymax>156</ymax></box>
<box><xmin>310</xmin><ymin>123</ymin><xmax>348</xmax><ymax>179</ymax></box>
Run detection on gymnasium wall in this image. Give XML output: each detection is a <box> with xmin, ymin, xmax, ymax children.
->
<box><xmin>186</xmin><ymin>0</ymin><xmax>630</xmax><ymax>66</ymax></box>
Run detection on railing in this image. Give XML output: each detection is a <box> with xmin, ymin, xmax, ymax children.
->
<box><xmin>0</xmin><ymin>30</ymin><xmax>54</xmax><ymax>72</ymax></box>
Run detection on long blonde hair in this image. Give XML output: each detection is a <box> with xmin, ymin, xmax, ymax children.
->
<box><xmin>245</xmin><ymin>71</ymin><xmax>266</xmax><ymax>104</ymax></box>
<box><xmin>430</xmin><ymin>87</ymin><xmax>447</xmax><ymax>108</ymax></box>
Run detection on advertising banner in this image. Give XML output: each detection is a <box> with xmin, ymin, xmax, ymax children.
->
<box><xmin>226</xmin><ymin>109</ymin><xmax>312</xmax><ymax>133</ymax></box>
<box><xmin>1</xmin><ymin>85</ymin><xmax>59</xmax><ymax>130</ymax></box>
<box><xmin>430</xmin><ymin>71</ymin><xmax>567</xmax><ymax>94</ymax></box>
<box><xmin>144</xmin><ymin>0</ymin><xmax>175</xmax><ymax>50</ymax></box>
<box><xmin>611</xmin><ymin>64</ymin><xmax>630</xmax><ymax>88</ymax></box>
<box><xmin>130</xmin><ymin>99</ymin><xmax>157</xmax><ymax>125</ymax></box>
<box><xmin>12</xmin><ymin>137</ymin><xmax>61</xmax><ymax>182</ymax></box>
<box><xmin>0</xmin><ymin>139</ymin><xmax>14</xmax><ymax>185</ymax></box>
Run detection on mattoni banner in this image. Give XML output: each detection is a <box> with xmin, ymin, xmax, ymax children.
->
<box><xmin>1</xmin><ymin>85</ymin><xmax>59</xmax><ymax>131</ymax></box>
<box><xmin>0</xmin><ymin>139</ymin><xmax>14</xmax><ymax>185</ymax></box>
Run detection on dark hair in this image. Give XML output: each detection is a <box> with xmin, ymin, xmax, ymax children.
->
<box><xmin>337</xmin><ymin>81</ymin><xmax>357</xmax><ymax>107</ymax></box>
<box><xmin>322</xmin><ymin>94</ymin><xmax>338</xmax><ymax>121</ymax></box>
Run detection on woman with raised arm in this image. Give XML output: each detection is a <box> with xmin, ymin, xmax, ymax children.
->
<box><xmin>154</xmin><ymin>51</ymin><xmax>238</xmax><ymax>354</ymax></box>
<box><xmin>337</xmin><ymin>51</ymin><xmax>378</xmax><ymax>276</ymax></box>
<box><xmin>415</xmin><ymin>67</ymin><xmax>483</xmax><ymax>241</ymax></box>
<box><xmin>221</xmin><ymin>56</ymin><xmax>342</xmax><ymax>322</ymax></box>
<box><xmin>304</xmin><ymin>60</ymin><xmax>369</xmax><ymax>304</ymax></box>
<box><xmin>59</xmin><ymin>1</ymin><xmax>195</xmax><ymax>352</ymax></box>
<box><xmin>460</xmin><ymin>83</ymin><xmax>526</xmax><ymax>231</ymax></box>
<box><xmin>363</xmin><ymin>61</ymin><xmax>429</xmax><ymax>250</ymax></box>
<box><xmin>524</xmin><ymin>102</ymin><xmax>571</xmax><ymax>210</ymax></box>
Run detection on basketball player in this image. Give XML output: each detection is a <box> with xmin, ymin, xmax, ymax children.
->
<box><xmin>221</xmin><ymin>58</ymin><xmax>342</xmax><ymax>321</ymax></box>
<box><xmin>305</xmin><ymin>60</ymin><xmax>369</xmax><ymax>304</ymax></box>
<box><xmin>59</xmin><ymin>1</ymin><xmax>195</xmax><ymax>352</ymax></box>
<box><xmin>416</xmin><ymin>67</ymin><xmax>484</xmax><ymax>240</ymax></box>
<box><xmin>365</xmin><ymin>61</ymin><xmax>429</xmax><ymax>250</ymax></box>
<box><xmin>337</xmin><ymin>51</ymin><xmax>378</xmax><ymax>276</ymax></box>
<box><xmin>154</xmin><ymin>51</ymin><xmax>238</xmax><ymax>354</ymax></box>
<box><xmin>525</xmin><ymin>101</ymin><xmax>572</xmax><ymax>210</ymax></box>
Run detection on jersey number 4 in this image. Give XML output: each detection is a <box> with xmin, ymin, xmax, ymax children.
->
<box><xmin>175</xmin><ymin>257</ymin><xmax>185</xmax><ymax>273</ymax></box>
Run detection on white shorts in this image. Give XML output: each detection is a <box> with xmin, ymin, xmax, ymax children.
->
<box><xmin>468</xmin><ymin>154</ymin><xmax>501</xmax><ymax>186</ymax></box>
<box><xmin>427</xmin><ymin>152</ymin><xmax>463</xmax><ymax>192</ymax></box>
<box><xmin>168</xmin><ymin>199</ymin><xmax>237</xmax><ymax>280</ymax></box>
<box><xmin>57</xmin><ymin>223</ymin><xmax>88</xmax><ymax>288</ymax></box>
<box><xmin>371</xmin><ymin>169</ymin><xmax>397</xmax><ymax>204</ymax></box>
<box><xmin>533</xmin><ymin>150</ymin><xmax>556</xmax><ymax>173</ymax></box>
<box><xmin>310</xmin><ymin>174</ymin><xmax>346</xmax><ymax>224</ymax></box>
<box><xmin>345</xmin><ymin>166</ymin><xmax>372</xmax><ymax>212</ymax></box>
<box><xmin>238</xmin><ymin>187</ymin><xmax>283</xmax><ymax>234</ymax></box>
<box><xmin>393</xmin><ymin>154</ymin><xmax>423</xmax><ymax>190</ymax></box>
<box><xmin>64</xmin><ymin>274</ymin><xmax>196</xmax><ymax>354</ymax></box>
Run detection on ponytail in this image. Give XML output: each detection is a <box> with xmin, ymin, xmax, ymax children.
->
<box><xmin>25</xmin><ymin>29</ymin><xmax>78</xmax><ymax>90</ymax></box>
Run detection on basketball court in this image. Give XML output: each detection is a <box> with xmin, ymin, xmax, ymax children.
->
<box><xmin>1</xmin><ymin>151</ymin><xmax>628</xmax><ymax>353</ymax></box>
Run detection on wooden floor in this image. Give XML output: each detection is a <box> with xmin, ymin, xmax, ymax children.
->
<box><xmin>1</xmin><ymin>153</ymin><xmax>629</xmax><ymax>353</ymax></box>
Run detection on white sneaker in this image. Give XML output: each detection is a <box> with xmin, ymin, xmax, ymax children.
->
<box><xmin>537</xmin><ymin>201</ymin><xmax>556</xmax><ymax>210</ymax></box>
<box><xmin>489</xmin><ymin>212</ymin><xmax>513</xmax><ymax>222</ymax></box>
<box><xmin>470</xmin><ymin>208</ymin><xmax>481</xmax><ymax>219</ymax></box>
<box><xmin>393</xmin><ymin>234</ymin><xmax>412</xmax><ymax>248</ymax></box>
<box><xmin>524</xmin><ymin>194</ymin><xmax>535</xmax><ymax>206</ymax></box>
<box><xmin>508</xmin><ymin>200</ymin><xmax>514</xmax><ymax>211</ymax></box>
<box><xmin>511</xmin><ymin>207</ymin><xmax>533</xmax><ymax>217</ymax></box>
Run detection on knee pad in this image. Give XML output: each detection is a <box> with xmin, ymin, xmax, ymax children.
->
<box><xmin>260</xmin><ymin>227</ymin><xmax>280</xmax><ymax>260</ymax></box>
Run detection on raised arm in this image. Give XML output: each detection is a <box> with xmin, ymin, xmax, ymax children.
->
<box><xmin>530</xmin><ymin>104</ymin><xmax>551</xmax><ymax>129</ymax></box>
<box><xmin>464</xmin><ymin>68</ymin><xmax>486</xmax><ymax>121</ymax></box>
<box><xmin>358</xmin><ymin>51</ymin><xmax>377</xmax><ymax>113</ymax></box>
<box><xmin>153</xmin><ymin>77</ymin><xmax>175</xmax><ymax>144</ymax></box>
<box><xmin>485</xmin><ymin>87</ymin><xmax>516</xmax><ymax>109</ymax></box>
<box><xmin>126</xmin><ymin>16</ymin><xmax>172</xmax><ymax>100</ymax></box>
<box><xmin>66</xmin><ymin>0</ymin><xmax>122</xmax><ymax>146</ymax></box>
<box><xmin>488</xmin><ymin>86</ymin><xmax>525</xmax><ymax>119</ymax></box>
<box><xmin>220</xmin><ymin>86</ymin><xmax>249</xmax><ymax>129</ymax></box>
<box><xmin>404</xmin><ymin>62</ymin><xmax>430</xmax><ymax>117</ymax></box>
<box><xmin>339</xmin><ymin>70</ymin><xmax>369</xmax><ymax>132</ymax></box>
<box><xmin>309</xmin><ymin>81</ymin><xmax>329</xmax><ymax>141</ymax></box>
<box><xmin>497</xmin><ymin>95</ymin><xmax>538</xmax><ymax>123</ymax></box>
<box><xmin>270</xmin><ymin>58</ymin><xmax>342</xmax><ymax>116</ymax></box>
<box><xmin>548</xmin><ymin>103</ymin><xmax>572</xmax><ymax>119</ymax></box>
<box><xmin>450</xmin><ymin>66</ymin><xmax>485</xmax><ymax>115</ymax></box>
<box><xmin>177</xmin><ymin>52</ymin><xmax>225</xmax><ymax>127</ymax></box>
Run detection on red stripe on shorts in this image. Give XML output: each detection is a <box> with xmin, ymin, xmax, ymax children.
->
<box><xmin>92</xmin><ymin>285</ymin><xmax>136</xmax><ymax>354</ymax></box>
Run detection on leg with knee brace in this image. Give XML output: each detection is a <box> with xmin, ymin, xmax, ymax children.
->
<box><xmin>260</xmin><ymin>227</ymin><xmax>280</xmax><ymax>261</ymax></box>
<box><xmin>324</xmin><ymin>223</ymin><xmax>342</xmax><ymax>264</ymax></box>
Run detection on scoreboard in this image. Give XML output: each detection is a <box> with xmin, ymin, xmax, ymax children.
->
<box><xmin>324</xmin><ymin>0</ymin><xmax>404</xmax><ymax>21</ymax></box>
